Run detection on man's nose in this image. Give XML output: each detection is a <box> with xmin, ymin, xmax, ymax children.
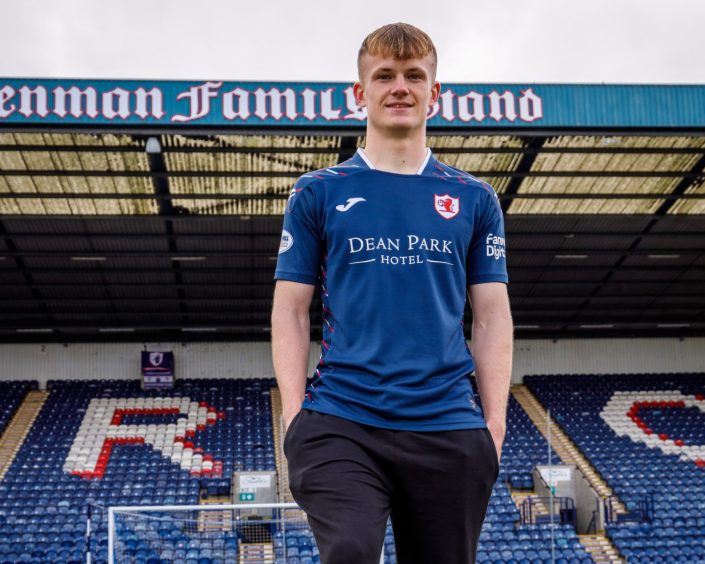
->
<box><xmin>390</xmin><ymin>75</ymin><xmax>409</xmax><ymax>95</ymax></box>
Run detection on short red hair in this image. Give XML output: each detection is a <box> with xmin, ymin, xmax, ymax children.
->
<box><xmin>357</xmin><ymin>23</ymin><xmax>438</xmax><ymax>81</ymax></box>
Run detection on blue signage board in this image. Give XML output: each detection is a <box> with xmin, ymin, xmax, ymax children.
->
<box><xmin>0</xmin><ymin>79</ymin><xmax>703</xmax><ymax>129</ymax></box>
<box><xmin>141</xmin><ymin>351</ymin><xmax>175</xmax><ymax>389</ymax></box>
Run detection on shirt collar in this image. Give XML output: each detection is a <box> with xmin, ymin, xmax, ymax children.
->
<box><xmin>352</xmin><ymin>148</ymin><xmax>436</xmax><ymax>175</ymax></box>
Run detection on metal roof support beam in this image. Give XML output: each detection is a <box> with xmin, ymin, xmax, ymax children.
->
<box><xmin>1</xmin><ymin>231</ymin><xmax>701</xmax><ymax>241</ymax></box>
<box><xmin>143</xmin><ymin>136</ymin><xmax>190</xmax><ymax>322</ymax></box>
<box><xmin>4</xmin><ymin>301</ymin><xmax>702</xmax><ymax>313</ymax></box>
<box><xmin>3</xmin><ymin>169</ymin><xmax>704</xmax><ymax>179</ymax></box>
<box><xmin>145</xmin><ymin>136</ymin><xmax>175</xmax><ymax>216</ymax></box>
<box><xmin>0</xmin><ymin>219</ymin><xmax>53</xmax><ymax>327</ymax></box>
<box><xmin>1</xmin><ymin>264</ymin><xmax>701</xmax><ymax>274</ymax></box>
<box><xmin>2</xmin><ymin>144</ymin><xmax>703</xmax><ymax>156</ymax></box>
<box><xmin>0</xmin><ymin>277</ymin><xmax>701</xmax><ymax>289</ymax></box>
<box><xmin>652</xmin><ymin>153</ymin><xmax>705</xmax><ymax>216</ymax></box>
<box><xmin>0</xmin><ymin>248</ymin><xmax>701</xmax><ymax>257</ymax></box>
<box><xmin>501</xmin><ymin>136</ymin><xmax>545</xmax><ymax>213</ymax></box>
<box><xmin>4</xmin><ymin>191</ymin><xmax>705</xmax><ymax>201</ymax></box>
<box><xmin>589</xmin><ymin>151</ymin><xmax>705</xmax><ymax>312</ymax></box>
<box><xmin>337</xmin><ymin>136</ymin><xmax>358</xmax><ymax>164</ymax></box>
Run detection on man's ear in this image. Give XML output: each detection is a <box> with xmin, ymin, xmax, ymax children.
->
<box><xmin>353</xmin><ymin>82</ymin><xmax>366</xmax><ymax>107</ymax></box>
<box><xmin>430</xmin><ymin>81</ymin><xmax>441</xmax><ymax>106</ymax></box>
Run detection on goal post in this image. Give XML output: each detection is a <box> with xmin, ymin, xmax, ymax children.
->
<box><xmin>104</xmin><ymin>501</ymin><xmax>389</xmax><ymax>564</ymax></box>
<box><xmin>107</xmin><ymin>502</ymin><xmax>301</xmax><ymax>564</ymax></box>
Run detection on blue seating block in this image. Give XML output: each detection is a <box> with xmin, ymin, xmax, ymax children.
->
<box><xmin>525</xmin><ymin>372</ymin><xmax>705</xmax><ymax>561</ymax></box>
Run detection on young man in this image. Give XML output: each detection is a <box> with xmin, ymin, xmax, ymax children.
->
<box><xmin>272</xmin><ymin>23</ymin><xmax>513</xmax><ymax>564</ymax></box>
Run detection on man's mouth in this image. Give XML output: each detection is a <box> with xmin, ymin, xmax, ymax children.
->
<box><xmin>386</xmin><ymin>103</ymin><xmax>413</xmax><ymax>108</ymax></box>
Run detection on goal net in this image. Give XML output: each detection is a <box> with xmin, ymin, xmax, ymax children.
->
<box><xmin>103</xmin><ymin>502</ymin><xmax>394</xmax><ymax>563</ymax></box>
<box><xmin>106</xmin><ymin>502</ymin><xmax>313</xmax><ymax>564</ymax></box>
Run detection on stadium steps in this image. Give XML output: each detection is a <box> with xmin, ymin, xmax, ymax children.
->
<box><xmin>270</xmin><ymin>388</ymin><xmax>307</xmax><ymax>523</ymax></box>
<box><xmin>198</xmin><ymin>495</ymin><xmax>234</xmax><ymax>532</ymax></box>
<box><xmin>578</xmin><ymin>533</ymin><xmax>624</xmax><ymax>563</ymax></box>
<box><xmin>510</xmin><ymin>489</ymin><xmax>550</xmax><ymax>523</ymax></box>
<box><xmin>197</xmin><ymin>507</ymin><xmax>234</xmax><ymax>532</ymax></box>
<box><xmin>238</xmin><ymin>541</ymin><xmax>274</xmax><ymax>564</ymax></box>
<box><xmin>200</xmin><ymin>495</ymin><xmax>233</xmax><ymax>504</ymax></box>
<box><xmin>0</xmin><ymin>390</ymin><xmax>48</xmax><ymax>480</ymax></box>
<box><xmin>511</xmin><ymin>385</ymin><xmax>627</xmax><ymax>519</ymax></box>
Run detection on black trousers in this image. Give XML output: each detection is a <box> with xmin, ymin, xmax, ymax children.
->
<box><xmin>284</xmin><ymin>409</ymin><xmax>499</xmax><ymax>564</ymax></box>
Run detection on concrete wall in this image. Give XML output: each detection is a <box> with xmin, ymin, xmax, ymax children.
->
<box><xmin>573</xmin><ymin>468</ymin><xmax>603</xmax><ymax>533</ymax></box>
<box><xmin>0</xmin><ymin>342</ymin><xmax>284</xmax><ymax>388</ymax></box>
<box><xmin>534</xmin><ymin>464</ymin><xmax>604</xmax><ymax>533</ymax></box>
<box><xmin>511</xmin><ymin>337</ymin><xmax>705</xmax><ymax>382</ymax></box>
<box><xmin>0</xmin><ymin>337</ymin><xmax>702</xmax><ymax>387</ymax></box>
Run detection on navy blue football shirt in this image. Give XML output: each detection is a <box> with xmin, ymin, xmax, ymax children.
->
<box><xmin>274</xmin><ymin>149</ymin><xmax>508</xmax><ymax>431</ymax></box>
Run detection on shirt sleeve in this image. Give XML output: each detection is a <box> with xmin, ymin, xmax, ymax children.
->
<box><xmin>274</xmin><ymin>180</ymin><xmax>322</xmax><ymax>286</ymax></box>
<box><xmin>466</xmin><ymin>186</ymin><xmax>509</xmax><ymax>285</ymax></box>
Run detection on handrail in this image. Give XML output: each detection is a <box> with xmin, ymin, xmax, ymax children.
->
<box><xmin>604</xmin><ymin>493</ymin><xmax>654</xmax><ymax>524</ymax></box>
<box><xmin>520</xmin><ymin>496</ymin><xmax>576</xmax><ymax>526</ymax></box>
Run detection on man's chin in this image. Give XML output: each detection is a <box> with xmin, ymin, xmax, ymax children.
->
<box><xmin>378</xmin><ymin>120</ymin><xmax>423</xmax><ymax>136</ymax></box>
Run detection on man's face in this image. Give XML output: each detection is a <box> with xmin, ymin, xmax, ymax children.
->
<box><xmin>354</xmin><ymin>53</ymin><xmax>440</xmax><ymax>136</ymax></box>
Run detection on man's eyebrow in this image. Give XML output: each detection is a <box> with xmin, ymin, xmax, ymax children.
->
<box><xmin>372</xmin><ymin>66</ymin><xmax>428</xmax><ymax>74</ymax></box>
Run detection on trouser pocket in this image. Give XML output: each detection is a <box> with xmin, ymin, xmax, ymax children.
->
<box><xmin>483</xmin><ymin>427</ymin><xmax>500</xmax><ymax>480</ymax></box>
<box><xmin>283</xmin><ymin>409</ymin><xmax>304</xmax><ymax>457</ymax></box>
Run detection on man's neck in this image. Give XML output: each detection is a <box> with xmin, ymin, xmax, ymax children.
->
<box><xmin>361</xmin><ymin>130</ymin><xmax>429</xmax><ymax>175</ymax></box>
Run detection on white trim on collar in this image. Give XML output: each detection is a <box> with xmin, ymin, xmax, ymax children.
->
<box><xmin>356</xmin><ymin>148</ymin><xmax>432</xmax><ymax>175</ymax></box>
<box><xmin>356</xmin><ymin>148</ymin><xmax>375</xmax><ymax>169</ymax></box>
<box><xmin>416</xmin><ymin>148</ymin><xmax>432</xmax><ymax>175</ymax></box>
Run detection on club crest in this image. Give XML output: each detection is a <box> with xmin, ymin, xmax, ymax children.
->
<box><xmin>434</xmin><ymin>194</ymin><xmax>460</xmax><ymax>219</ymax></box>
<box><xmin>149</xmin><ymin>352</ymin><xmax>164</xmax><ymax>366</ymax></box>
<box><xmin>279</xmin><ymin>229</ymin><xmax>293</xmax><ymax>253</ymax></box>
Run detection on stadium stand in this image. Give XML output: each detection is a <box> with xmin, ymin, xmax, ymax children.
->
<box><xmin>474</xmin><ymin>389</ymin><xmax>592</xmax><ymax>564</ymax></box>
<box><xmin>525</xmin><ymin>372</ymin><xmax>705</xmax><ymax>563</ymax></box>
<box><xmin>0</xmin><ymin>381</ymin><xmax>36</xmax><ymax>436</ymax></box>
<box><xmin>502</xmin><ymin>395</ymin><xmax>561</xmax><ymax>491</ymax></box>
<box><xmin>274</xmin><ymin>386</ymin><xmax>592</xmax><ymax>564</ymax></box>
<box><xmin>0</xmin><ymin>374</ymin><xmax>606</xmax><ymax>563</ymax></box>
<box><xmin>0</xmin><ymin>77</ymin><xmax>704</xmax><ymax>564</ymax></box>
<box><xmin>0</xmin><ymin>380</ymin><xmax>38</xmax><ymax>480</ymax></box>
<box><xmin>0</xmin><ymin>378</ymin><xmax>275</xmax><ymax>563</ymax></box>
<box><xmin>17</xmin><ymin>371</ymin><xmax>705</xmax><ymax>562</ymax></box>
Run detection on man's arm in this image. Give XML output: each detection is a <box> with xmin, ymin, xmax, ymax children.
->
<box><xmin>272</xmin><ymin>280</ymin><xmax>316</xmax><ymax>430</ymax></box>
<box><xmin>468</xmin><ymin>282</ymin><xmax>513</xmax><ymax>462</ymax></box>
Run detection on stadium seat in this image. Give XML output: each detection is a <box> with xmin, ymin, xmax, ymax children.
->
<box><xmin>0</xmin><ymin>378</ymin><xmax>277</xmax><ymax>563</ymax></box>
<box><xmin>525</xmin><ymin>372</ymin><xmax>705</xmax><ymax>561</ymax></box>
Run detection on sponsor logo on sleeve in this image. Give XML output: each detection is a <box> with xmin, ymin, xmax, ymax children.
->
<box><xmin>279</xmin><ymin>230</ymin><xmax>293</xmax><ymax>254</ymax></box>
<box><xmin>486</xmin><ymin>233</ymin><xmax>506</xmax><ymax>260</ymax></box>
<box><xmin>434</xmin><ymin>194</ymin><xmax>460</xmax><ymax>219</ymax></box>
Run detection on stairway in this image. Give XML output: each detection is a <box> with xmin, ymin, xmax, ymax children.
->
<box><xmin>198</xmin><ymin>495</ymin><xmax>234</xmax><ymax>532</ymax></box>
<box><xmin>578</xmin><ymin>533</ymin><xmax>624</xmax><ymax>563</ymax></box>
<box><xmin>238</xmin><ymin>542</ymin><xmax>275</xmax><ymax>564</ymax></box>
<box><xmin>510</xmin><ymin>488</ymin><xmax>550</xmax><ymax>524</ymax></box>
<box><xmin>0</xmin><ymin>390</ymin><xmax>48</xmax><ymax>480</ymax></box>
<box><xmin>270</xmin><ymin>388</ymin><xmax>306</xmax><ymax>523</ymax></box>
<box><xmin>270</xmin><ymin>387</ymin><xmax>292</xmax><ymax>502</ymax></box>
<box><xmin>511</xmin><ymin>385</ymin><xmax>626</xmax><ymax>519</ymax></box>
